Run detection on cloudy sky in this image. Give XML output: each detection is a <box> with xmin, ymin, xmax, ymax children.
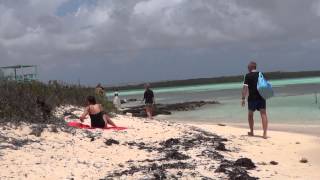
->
<box><xmin>1</xmin><ymin>0</ymin><xmax>320</xmax><ymax>85</ymax></box>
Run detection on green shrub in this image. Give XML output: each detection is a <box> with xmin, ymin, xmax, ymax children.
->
<box><xmin>0</xmin><ymin>80</ymin><xmax>114</xmax><ymax>124</ymax></box>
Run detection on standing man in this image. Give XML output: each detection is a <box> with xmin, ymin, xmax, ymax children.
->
<box><xmin>241</xmin><ymin>62</ymin><xmax>269</xmax><ymax>139</ymax></box>
<box><xmin>95</xmin><ymin>83</ymin><xmax>106</xmax><ymax>97</ymax></box>
<box><xmin>143</xmin><ymin>84</ymin><xmax>155</xmax><ymax>119</ymax></box>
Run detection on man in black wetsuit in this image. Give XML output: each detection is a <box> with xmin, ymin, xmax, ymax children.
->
<box><xmin>143</xmin><ymin>84</ymin><xmax>155</xmax><ymax>119</ymax></box>
<box><xmin>241</xmin><ymin>62</ymin><xmax>269</xmax><ymax>139</ymax></box>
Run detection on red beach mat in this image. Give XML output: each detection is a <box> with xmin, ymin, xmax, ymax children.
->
<box><xmin>67</xmin><ymin>121</ymin><xmax>127</xmax><ymax>131</ymax></box>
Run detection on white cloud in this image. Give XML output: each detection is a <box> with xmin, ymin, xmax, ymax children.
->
<box><xmin>0</xmin><ymin>0</ymin><xmax>282</xmax><ymax>54</ymax></box>
<box><xmin>313</xmin><ymin>0</ymin><xmax>320</xmax><ymax>16</ymax></box>
<box><xmin>0</xmin><ymin>0</ymin><xmax>320</xmax><ymax>84</ymax></box>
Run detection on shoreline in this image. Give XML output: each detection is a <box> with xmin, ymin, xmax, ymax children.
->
<box><xmin>160</xmin><ymin>116</ymin><xmax>320</xmax><ymax>137</ymax></box>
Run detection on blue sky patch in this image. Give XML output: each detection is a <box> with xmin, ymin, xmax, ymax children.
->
<box><xmin>56</xmin><ymin>0</ymin><xmax>97</xmax><ymax>16</ymax></box>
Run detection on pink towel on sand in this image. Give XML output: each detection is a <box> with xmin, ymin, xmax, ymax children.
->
<box><xmin>67</xmin><ymin>121</ymin><xmax>127</xmax><ymax>131</ymax></box>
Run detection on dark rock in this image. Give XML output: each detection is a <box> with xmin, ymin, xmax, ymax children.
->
<box><xmin>126</xmin><ymin>141</ymin><xmax>158</xmax><ymax>152</ymax></box>
<box><xmin>50</xmin><ymin>125</ymin><xmax>58</xmax><ymax>133</ymax></box>
<box><xmin>160</xmin><ymin>138</ymin><xmax>180</xmax><ymax>148</ymax></box>
<box><xmin>153</xmin><ymin>170</ymin><xmax>167</xmax><ymax>180</ymax></box>
<box><xmin>215</xmin><ymin>163</ymin><xmax>231</xmax><ymax>173</ymax></box>
<box><xmin>84</xmin><ymin>130</ymin><xmax>100</xmax><ymax>141</ymax></box>
<box><xmin>300</xmin><ymin>158</ymin><xmax>308</xmax><ymax>163</ymax></box>
<box><xmin>105</xmin><ymin>139</ymin><xmax>120</xmax><ymax>146</ymax></box>
<box><xmin>122</xmin><ymin>101</ymin><xmax>219</xmax><ymax>117</ymax></box>
<box><xmin>229</xmin><ymin>167</ymin><xmax>257</xmax><ymax>180</ymax></box>
<box><xmin>234</xmin><ymin>158</ymin><xmax>256</xmax><ymax>170</ymax></box>
<box><xmin>29</xmin><ymin>124</ymin><xmax>47</xmax><ymax>137</ymax></box>
<box><xmin>165</xmin><ymin>150</ymin><xmax>190</xmax><ymax>160</ymax></box>
<box><xmin>270</xmin><ymin>161</ymin><xmax>279</xmax><ymax>165</ymax></box>
<box><xmin>216</xmin><ymin>160</ymin><xmax>257</xmax><ymax>180</ymax></box>
<box><xmin>11</xmin><ymin>139</ymin><xmax>37</xmax><ymax>148</ymax></box>
<box><xmin>201</xmin><ymin>150</ymin><xmax>224</xmax><ymax>160</ymax></box>
<box><xmin>201</xmin><ymin>177</ymin><xmax>214</xmax><ymax>180</ymax></box>
<box><xmin>127</xmin><ymin>98</ymin><xmax>138</xmax><ymax>102</ymax></box>
<box><xmin>215</xmin><ymin>142</ymin><xmax>227</xmax><ymax>151</ymax></box>
<box><xmin>169</xmin><ymin>175</ymin><xmax>178</xmax><ymax>180</ymax></box>
<box><xmin>161</xmin><ymin>162</ymin><xmax>195</xmax><ymax>170</ymax></box>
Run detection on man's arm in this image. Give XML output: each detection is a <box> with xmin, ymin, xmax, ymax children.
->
<box><xmin>242</xmin><ymin>75</ymin><xmax>249</xmax><ymax>106</ymax></box>
<box><xmin>241</xmin><ymin>85</ymin><xmax>248</xmax><ymax>107</ymax></box>
<box><xmin>242</xmin><ymin>85</ymin><xmax>248</xmax><ymax>99</ymax></box>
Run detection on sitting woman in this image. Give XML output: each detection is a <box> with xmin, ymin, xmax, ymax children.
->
<box><xmin>80</xmin><ymin>96</ymin><xmax>117</xmax><ymax>128</ymax></box>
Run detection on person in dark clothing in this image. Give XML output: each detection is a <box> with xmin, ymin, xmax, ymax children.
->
<box><xmin>241</xmin><ymin>62</ymin><xmax>269</xmax><ymax>139</ymax></box>
<box><xmin>80</xmin><ymin>96</ymin><xmax>117</xmax><ymax>128</ymax></box>
<box><xmin>143</xmin><ymin>84</ymin><xmax>155</xmax><ymax>119</ymax></box>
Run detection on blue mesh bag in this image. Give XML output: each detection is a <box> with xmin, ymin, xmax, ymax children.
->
<box><xmin>257</xmin><ymin>72</ymin><xmax>274</xmax><ymax>99</ymax></box>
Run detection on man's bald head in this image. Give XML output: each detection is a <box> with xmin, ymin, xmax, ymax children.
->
<box><xmin>248</xmin><ymin>61</ymin><xmax>257</xmax><ymax>72</ymax></box>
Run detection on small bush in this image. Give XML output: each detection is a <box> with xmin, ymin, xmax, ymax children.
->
<box><xmin>0</xmin><ymin>80</ymin><xmax>114</xmax><ymax>124</ymax></box>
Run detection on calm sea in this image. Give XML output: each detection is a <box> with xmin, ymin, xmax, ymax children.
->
<box><xmin>108</xmin><ymin>77</ymin><xmax>320</xmax><ymax>125</ymax></box>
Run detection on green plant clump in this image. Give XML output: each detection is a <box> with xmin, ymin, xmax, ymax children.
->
<box><xmin>0</xmin><ymin>80</ymin><xmax>114</xmax><ymax>124</ymax></box>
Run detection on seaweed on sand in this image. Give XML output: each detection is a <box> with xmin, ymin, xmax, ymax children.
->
<box><xmin>0</xmin><ymin>132</ymin><xmax>40</xmax><ymax>151</ymax></box>
<box><xmin>105</xmin><ymin>128</ymin><xmax>257</xmax><ymax>179</ymax></box>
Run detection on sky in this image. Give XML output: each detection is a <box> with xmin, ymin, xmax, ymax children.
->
<box><xmin>1</xmin><ymin>0</ymin><xmax>320</xmax><ymax>85</ymax></box>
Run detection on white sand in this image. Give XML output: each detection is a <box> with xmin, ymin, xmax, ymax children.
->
<box><xmin>0</xmin><ymin>106</ymin><xmax>319</xmax><ymax>179</ymax></box>
<box><xmin>0</xmin><ymin>107</ymin><xmax>191</xmax><ymax>180</ymax></box>
<box><xmin>193</xmin><ymin>124</ymin><xmax>320</xmax><ymax>180</ymax></box>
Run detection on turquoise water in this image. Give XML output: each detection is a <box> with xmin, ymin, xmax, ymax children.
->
<box><xmin>114</xmin><ymin>77</ymin><xmax>320</xmax><ymax>96</ymax></box>
<box><xmin>112</xmin><ymin>77</ymin><xmax>320</xmax><ymax>125</ymax></box>
<box><xmin>169</xmin><ymin>94</ymin><xmax>320</xmax><ymax>124</ymax></box>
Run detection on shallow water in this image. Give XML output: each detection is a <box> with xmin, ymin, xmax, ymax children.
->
<box><xmin>110</xmin><ymin>77</ymin><xmax>320</xmax><ymax>125</ymax></box>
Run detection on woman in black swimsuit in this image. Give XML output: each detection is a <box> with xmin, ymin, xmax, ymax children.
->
<box><xmin>80</xmin><ymin>96</ymin><xmax>117</xmax><ymax>128</ymax></box>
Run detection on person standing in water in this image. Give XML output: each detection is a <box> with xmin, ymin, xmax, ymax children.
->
<box><xmin>143</xmin><ymin>84</ymin><xmax>155</xmax><ymax>119</ymax></box>
<box><xmin>241</xmin><ymin>61</ymin><xmax>269</xmax><ymax>139</ymax></box>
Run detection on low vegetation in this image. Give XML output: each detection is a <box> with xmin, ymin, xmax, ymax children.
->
<box><xmin>0</xmin><ymin>80</ymin><xmax>114</xmax><ymax>124</ymax></box>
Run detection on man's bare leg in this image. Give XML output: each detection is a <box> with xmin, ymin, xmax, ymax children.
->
<box><xmin>248</xmin><ymin>111</ymin><xmax>254</xmax><ymax>136</ymax></box>
<box><xmin>146</xmin><ymin>106</ymin><xmax>153</xmax><ymax>119</ymax></box>
<box><xmin>260</xmin><ymin>109</ymin><xmax>268</xmax><ymax>139</ymax></box>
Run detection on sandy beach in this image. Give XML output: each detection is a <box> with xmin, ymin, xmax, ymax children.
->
<box><xmin>0</xmin><ymin>106</ymin><xmax>319</xmax><ymax>179</ymax></box>
<box><xmin>192</xmin><ymin>124</ymin><xmax>320</xmax><ymax>179</ymax></box>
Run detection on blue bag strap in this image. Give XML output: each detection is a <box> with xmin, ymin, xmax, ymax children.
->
<box><xmin>259</xmin><ymin>72</ymin><xmax>263</xmax><ymax>78</ymax></box>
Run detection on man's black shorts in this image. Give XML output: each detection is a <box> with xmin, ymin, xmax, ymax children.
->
<box><xmin>248</xmin><ymin>100</ymin><xmax>266</xmax><ymax>111</ymax></box>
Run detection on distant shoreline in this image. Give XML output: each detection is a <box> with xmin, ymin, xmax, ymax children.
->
<box><xmin>108</xmin><ymin>70</ymin><xmax>320</xmax><ymax>90</ymax></box>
